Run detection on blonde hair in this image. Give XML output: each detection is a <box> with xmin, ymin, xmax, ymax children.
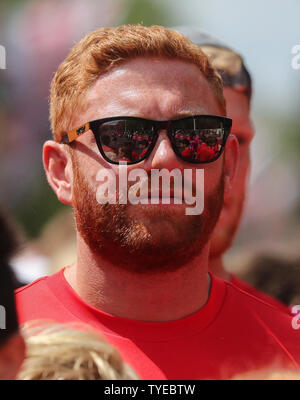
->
<box><xmin>50</xmin><ymin>25</ymin><xmax>225</xmax><ymax>142</ymax></box>
<box><xmin>17</xmin><ymin>320</ymin><xmax>138</xmax><ymax>380</ymax></box>
<box><xmin>232</xmin><ymin>366</ymin><xmax>300</xmax><ymax>380</ymax></box>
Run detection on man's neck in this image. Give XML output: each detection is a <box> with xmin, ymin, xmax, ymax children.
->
<box><xmin>64</xmin><ymin>236</ymin><xmax>211</xmax><ymax>322</ymax></box>
<box><xmin>209</xmin><ymin>256</ymin><xmax>231</xmax><ymax>281</ymax></box>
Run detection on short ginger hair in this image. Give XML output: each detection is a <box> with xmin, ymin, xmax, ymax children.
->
<box><xmin>50</xmin><ymin>25</ymin><xmax>226</xmax><ymax>142</ymax></box>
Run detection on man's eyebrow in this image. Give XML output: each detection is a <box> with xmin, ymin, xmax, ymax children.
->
<box><xmin>173</xmin><ymin>108</ymin><xmax>208</xmax><ymax>117</ymax></box>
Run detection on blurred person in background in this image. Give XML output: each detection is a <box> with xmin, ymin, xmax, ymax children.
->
<box><xmin>174</xmin><ymin>27</ymin><xmax>290</xmax><ymax>314</ymax></box>
<box><xmin>242</xmin><ymin>255</ymin><xmax>300</xmax><ymax>307</ymax></box>
<box><xmin>0</xmin><ymin>210</ymin><xmax>25</xmax><ymax>380</ymax></box>
<box><xmin>15</xmin><ymin>25</ymin><xmax>300</xmax><ymax>379</ymax></box>
<box><xmin>17</xmin><ymin>321</ymin><xmax>138</xmax><ymax>380</ymax></box>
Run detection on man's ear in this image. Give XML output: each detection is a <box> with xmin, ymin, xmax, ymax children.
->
<box><xmin>43</xmin><ymin>141</ymin><xmax>73</xmax><ymax>205</ymax></box>
<box><xmin>223</xmin><ymin>134</ymin><xmax>239</xmax><ymax>203</ymax></box>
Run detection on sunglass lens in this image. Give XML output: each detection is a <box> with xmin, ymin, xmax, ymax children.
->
<box><xmin>171</xmin><ymin>117</ymin><xmax>225</xmax><ymax>162</ymax></box>
<box><xmin>98</xmin><ymin>119</ymin><xmax>155</xmax><ymax>164</ymax></box>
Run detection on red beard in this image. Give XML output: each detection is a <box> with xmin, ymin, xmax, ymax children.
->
<box><xmin>72</xmin><ymin>158</ymin><xmax>224</xmax><ymax>273</ymax></box>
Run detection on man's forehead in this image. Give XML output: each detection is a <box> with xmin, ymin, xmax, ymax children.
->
<box><xmin>84</xmin><ymin>57</ymin><xmax>221</xmax><ymax>121</ymax></box>
<box><xmin>88</xmin><ymin>57</ymin><xmax>211</xmax><ymax>96</ymax></box>
<box><xmin>91</xmin><ymin>56</ymin><xmax>205</xmax><ymax>81</ymax></box>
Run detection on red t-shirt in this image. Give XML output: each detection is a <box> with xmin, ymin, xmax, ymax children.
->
<box><xmin>15</xmin><ymin>269</ymin><xmax>300</xmax><ymax>379</ymax></box>
<box><xmin>231</xmin><ymin>275</ymin><xmax>291</xmax><ymax>315</ymax></box>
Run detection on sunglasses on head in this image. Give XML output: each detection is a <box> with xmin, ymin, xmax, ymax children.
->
<box><xmin>61</xmin><ymin>115</ymin><xmax>232</xmax><ymax>165</ymax></box>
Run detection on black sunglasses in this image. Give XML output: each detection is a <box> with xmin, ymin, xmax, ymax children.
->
<box><xmin>61</xmin><ymin>115</ymin><xmax>232</xmax><ymax>165</ymax></box>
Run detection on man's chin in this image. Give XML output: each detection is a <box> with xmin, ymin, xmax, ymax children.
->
<box><xmin>75</xmin><ymin>201</ymin><xmax>219</xmax><ymax>273</ymax></box>
<box><xmin>87</xmin><ymin>236</ymin><xmax>204</xmax><ymax>274</ymax></box>
<box><xmin>127</xmin><ymin>201</ymin><xmax>189</xmax><ymax>218</ymax></box>
<box><xmin>127</xmin><ymin>203</ymin><xmax>191</xmax><ymax>236</ymax></box>
<box><xmin>72</xmin><ymin>161</ymin><xmax>224</xmax><ymax>274</ymax></box>
<box><xmin>87</xmin><ymin>222</ymin><xmax>204</xmax><ymax>273</ymax></box>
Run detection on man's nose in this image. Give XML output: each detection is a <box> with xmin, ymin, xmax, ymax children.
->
<box><xmin>145</xmin><ymin>130</ymin><xmax>180</xmax><ymax>171</ymax></box>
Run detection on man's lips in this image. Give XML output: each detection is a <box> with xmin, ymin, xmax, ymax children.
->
<box><xmin>126</xmin><ymin>180</ymin><xmax>197</xmax><ymax>203</ymax></box>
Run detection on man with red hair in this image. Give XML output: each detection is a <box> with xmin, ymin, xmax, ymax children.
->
<box><xmin>16</xmin><ymin>25</ymin><xmax>299</xmax><ymax>379</ymax></box>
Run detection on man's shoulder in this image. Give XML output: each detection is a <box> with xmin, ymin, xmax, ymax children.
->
<box><xmin>15</xmin><ymin>275</ymin><xmax>49</xmax><ymax>296</ymax></box>
<box><xmin>208</xmin><ymin>274</ymin><xmax>294</xmax><ymax>332</ymax></box>
<box><xmin>15</xmin><ymin>269</ymin><xmax>61</xmax><ymax>299</ymax></box>
<box><xmin>221</xmin><ymin>278</ymin><xmax>300</xmax><ymax>367</ymax></box>
<box><xmin>222</xmin><ymin>277</ymin><xmax>296</xmax><ymax>333</ymax></box>
<box><xmin>230</xmin><ymin>274</ymin><xmax>291</xmax><ymax>314</ymax></box>
<box><xmin>225</xmin><ymin>277</ymin><xmax>287</xmax><ymax>312</ymax></box>
<box><xmin>15</xmin><ymin>269</ymin><xmax>68</xmax><ymax>325</ymax></box>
